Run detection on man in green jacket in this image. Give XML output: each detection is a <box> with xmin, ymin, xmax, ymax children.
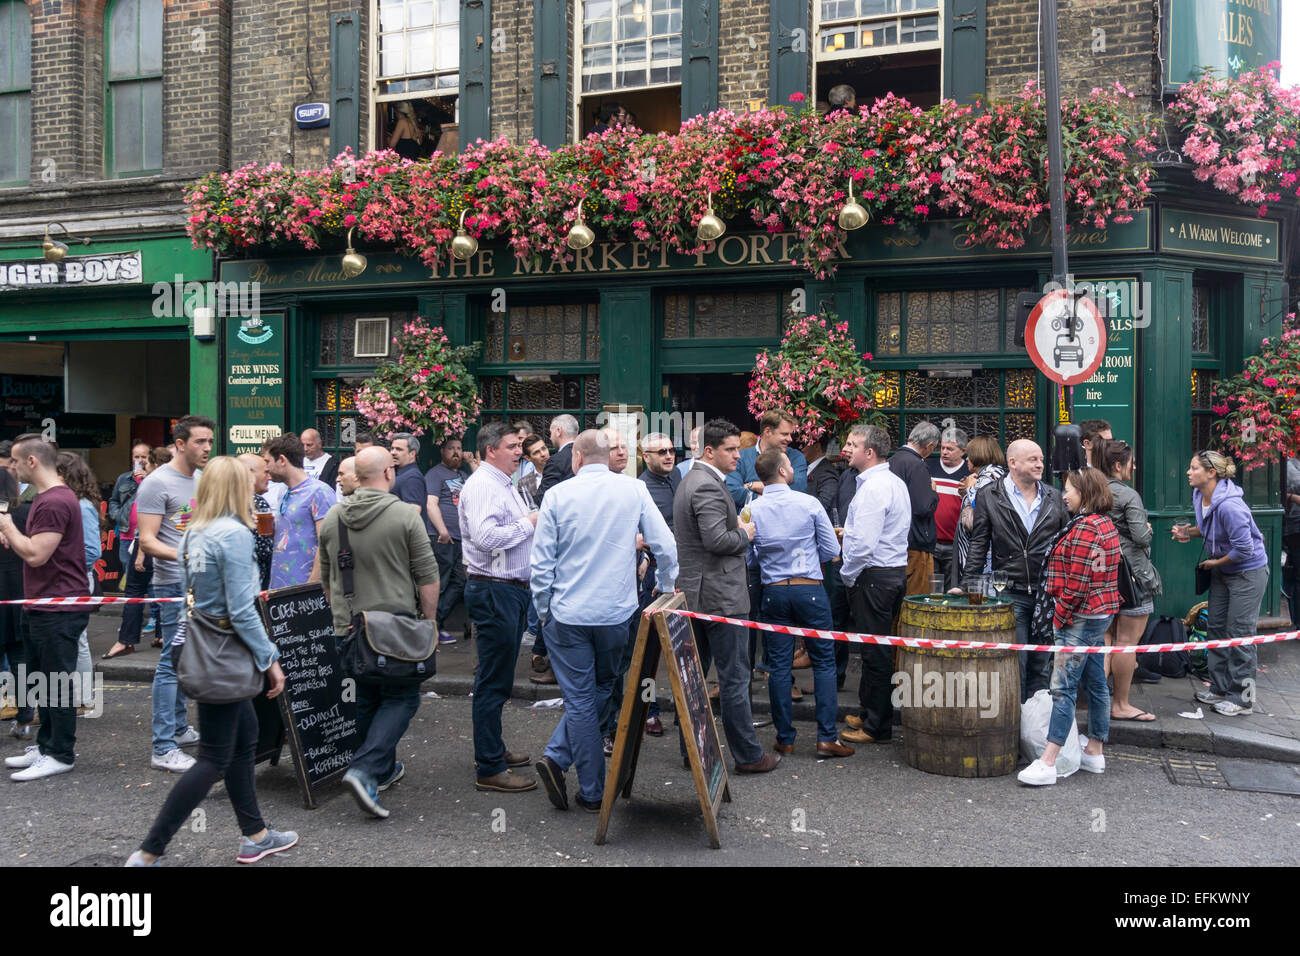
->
<box><xmin>319</xmin><ymin>446</ymin><xmax>439</xmax><ymax>819</ymax></box>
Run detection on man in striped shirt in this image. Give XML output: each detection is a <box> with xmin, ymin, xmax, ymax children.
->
<box><xmin>459</xmin><ymin>423</ymin><xmax>539</xmax><ymax>793</ymax></box>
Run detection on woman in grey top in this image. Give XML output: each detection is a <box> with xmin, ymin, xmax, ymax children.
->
<box><xmin>1097</xmin><ymin>439</ymin><xmax>1161</xmax><ymax>722</ymax></box>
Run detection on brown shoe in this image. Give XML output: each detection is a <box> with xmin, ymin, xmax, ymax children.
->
<box><xmin>790</xmin><ymin>685</ymin><xmax>804</xmax><ymax>702</ymax></box>
<box><xmin>529</xmin><ymin>667</ymin><xmax>558</xmax><ymax>685</ymax></box>
<box><xmin>817</xmin><ymin>740</ymin><xmax>855</xmax><ymax>758</ymax></box>
<box><xmin>708</xmin><ymin>683</ymin><xmax>720</xmax><ymax>701</ymax></box>
<box><xmin>839</xmin><ymin>728</ymin><xmax>883</xmax><ymax>744</ymax></box>
<box><xmin>773</xmin><ymin>742</ymin><xmax>794</xmax><ymax>755</ymax></box>
<box><xmin>792</xmin><ymin>649</ymin><xmax>812</xmax><ymax>670</ymax></box>
<box><xmin>736</xmin><ymin>753</ymin><xmax>782</xmax><ymax>774</ymax></box>
<box><xmin>845</xmin><ymin>714</ymin><xmax>863</xmax><ymax>730</ymax></box>
<box><xmin>531</xmin><ymin>654</ymin><xmax>549</xmax><ymax>674</ymax></box>
<box><xmin>505</xmin><ymin>750</ymin><xmax>530</xmax><ymax>767</ymax></box>
<box><xmin>475</xmin><ymin>770</ymin><xmax>537</xmax><ymax>792</ymax></box>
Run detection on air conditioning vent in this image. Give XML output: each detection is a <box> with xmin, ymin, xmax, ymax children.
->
<box><xmin>353</xmin><ymin>317</ymin><xmax>390</xmax><ymax>358</ymax></box>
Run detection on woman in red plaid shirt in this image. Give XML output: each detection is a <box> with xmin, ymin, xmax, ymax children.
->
<box><xmin>1019</xmin><ymin>468</ymin><xmax>1121</xmax><ymax>786</ymax></box>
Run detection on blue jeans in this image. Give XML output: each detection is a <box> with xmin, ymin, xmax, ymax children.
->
<box><xmin>349</xmin><ymin>681</ymin><xmax>420</xmax><ymax>787</ymax></box>
<box><xmin>763</xmin><ymin>584</ymin><xmax>838</xmax><ymax>744</ymax></box>
<box><xmin>1008</xmin><ymin>590</ymin><xmax>1051</xmax><ymax>703</ymax></box>
<box><xmin>151</xmin><ymin>581</ymin><xmax>191</xmax><ymax>756</ymax></box>
<box><xmin>544</xmin><ymin>615</ymin><xmax>632</xmax><ymax>802</ymax></box>
<box><xmin>1047</xmin><ymin>615</ymin><xmax>1112</xmax><ymax>747</ymax></box>
<box><xmin>466</xmin><ymin>579</ymin><xmax>528</xmax><ymax>778</ymax></box>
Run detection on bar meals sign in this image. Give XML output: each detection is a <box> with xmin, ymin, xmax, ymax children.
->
<box><xmin>0</xmin><ymin>251</ymin><xmax>144</xmax><ymax>292</ymax></box>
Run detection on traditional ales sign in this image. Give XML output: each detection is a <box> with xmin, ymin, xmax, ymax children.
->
<box><xmin>1161</xmin><ymin>0</ymin><xmax>1281</xmax><ymax>90</ymax></box>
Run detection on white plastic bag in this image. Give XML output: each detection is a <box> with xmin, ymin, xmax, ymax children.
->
<box><xmin>1019</xmin><ymin>689</ymin><xmax>1080</xmax><ymax>778</ymax></box>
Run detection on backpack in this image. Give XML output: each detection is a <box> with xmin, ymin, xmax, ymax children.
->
<box><xmin>1137</xmin><ymin>615</ymin><xmax>1190</xmax><ymax>679</ymax></box>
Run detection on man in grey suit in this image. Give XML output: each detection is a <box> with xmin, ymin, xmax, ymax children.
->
<box><xmin>673</xmin><ymin>418</ymin><xmax>781</xmax><ymax>774</ymax></box>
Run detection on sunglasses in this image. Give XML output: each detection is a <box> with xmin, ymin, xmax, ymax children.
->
<box><xmin>279</xmin><ymin>488</ymin><xmax>293</xmax><ymax>516</ymax></box>
<box><xmin>645</xmin><ymin>448</ymin><xmax>675</xmax><ymax>455</ymax></box>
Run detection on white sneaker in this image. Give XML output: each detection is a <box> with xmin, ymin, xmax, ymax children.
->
<box><xmin>1079</xmin><ymin>749</ymin><xmax>1106</xmax><ymax>774</ymax></box>
<box><xmin>151</xmin><ymin>749</ymin><xmax>196</xmax><ymax>773</ymax></box>
<box><xmin>1212</xmin><ymin>699</ymin><xmax>1253</xmax><ymax>717</ymax></box>
<box><xmin>1017</xmin><ymin>758</ymin><xmax>1058</xmax><ymax>786</ymax></box>
<box><xmin>174</xmin><ymin>727</ymin><xmax>201</xmax><ymax>747</ymax></box>
<box><xmin>11</xmin><ymin>754</ymin><xmax>74</xmax><ymax>781</ymax></box>
<box><xmin>4</xmin><ymin>745</ymin><xmax>40</xmax><ymax>769</ymax></box>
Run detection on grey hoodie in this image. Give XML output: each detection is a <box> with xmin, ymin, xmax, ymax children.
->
<box><xmin>318</xmin><ymin>487</ymin><xmax>439</xmax><ymax>636</ymax></box>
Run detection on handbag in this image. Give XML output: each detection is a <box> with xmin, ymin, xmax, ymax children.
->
<box><xmin>174</xmin><ymin>535</ymin><xmax>264</xmax><ymax>704</ymax></box>
<box><xmin>1194</xmin><ymin>512</ymin><xmax>1214</xmax><ymax>595</ymax></box>
<box><xmin>1116</xmin><ymin>552</ymin><xmax>1139</xmax><ymax>610</ymax></box>
<box><xmin>335</xmin><ymin>521</ymin><xmax>438</xmax><ymax>685</ymax></box>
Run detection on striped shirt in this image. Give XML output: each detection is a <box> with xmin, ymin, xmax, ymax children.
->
<box><xmin>458</xmin><ymin>460</ymin><xmax>534</xmax><ymax>580</ymax></box>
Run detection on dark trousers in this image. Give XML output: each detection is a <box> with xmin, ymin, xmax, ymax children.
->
<box><xmin>602</xmin><ymin>573</ymin><xmax>660</xmax><ymax>735</ymax></box>
<box><xmin>689</xmin><ymin>619</ymin><xmax>763</xmax><ymax>767</ymax></box>
<box><xmin>764</xmin><ymin>584</ymin><xmax>838</xmax><ymax>743</ymax></box>
<box><xmin>747</xmin><ymin>563</ymin><xmax>766</xmax><ymax>670</ymax></box>
<box><xmin>25</xmin><ymin>611</ymin><xmax>88</xmax><ymax>765</ymax></box>
<box><xmin>825</xmin><ymin>561</ymin><xmax>852</xmax><ymax>688</ymax></box>
<box><xmin>1009</xmin><ymin>590</ymin><xmax>1050</xmax><ymax>702</ymax></box>
<box><xmin>349</xmin><ymin>681</ymin><xmax>420</xmax><ymax>786</ymax></box>
<box><xmin>847</xmin><ymin>567</ymin><xmax>906</xmax><ymax>740</ymax></box>
<box><xmin>432</xmin><ymin>538</ymin><xmax>468</xmax><ymax>627</ymax></box>
<box><xmin>141</xmin><ymin>699</ymin><xmax>265</xmax><ymax>856</ymax></box>
<box><xmin>466</xmin><ymin>579</ymin><xmax>528</xmax><ymax>778</ymax></box>
<box><xmin>1284</xmin><ymin>534</ymin><xmax>1300</xmax><ymax>628</ymax></box>
<box><xmin>0</xmin><ymin>603</ymin><xmax>33</xmax><ymax>723</ymax></box>
<box><xmin>933</xmin><ymin>542</ymin><xmax>953</xmax><ymax>581</ymax></box>
<box><xmin>118</xmin><ymin>541</ymin><xmax>156</xmax><ymax>646</ymax></box>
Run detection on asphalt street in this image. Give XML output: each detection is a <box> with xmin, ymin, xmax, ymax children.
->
<box><xmin>3</xmin><ymin>682</ymin><xmax>1298</xmax><ymax>867</ymax></box>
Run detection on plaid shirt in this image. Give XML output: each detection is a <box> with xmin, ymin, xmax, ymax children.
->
<box><xmin>1043</xmin><ymin>513</ymin><xmax>1121</xmax><ymax>629</ymax></box>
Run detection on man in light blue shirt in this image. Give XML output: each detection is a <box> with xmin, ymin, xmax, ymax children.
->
<box><xmin>532</xmin><ymin>430</ymin><xmax>677</xmax><ymax>813</ymax></box>
<box><xmin>726</xmin><ymin>409</ymin><xmax>809</xmax><ymax>507</ymax></box>
<box><xmin>747</xmin><ymin>449</ymin><xmax>848</xmax><ymax>758</ymax></box>
<box><xmin>674</xmin><ymin>425</ymin><xmax>701</xmax><ymax>481</ymax></box>
<box><xmin>838</xmin><ymin>424</ymin><xmax>911</xmax><ymax>745</ymax></box>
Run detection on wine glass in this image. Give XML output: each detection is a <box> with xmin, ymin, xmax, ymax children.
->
<box><xmin>992</xmin><ymin>571</ymin><xmax>1008</xmax><ymax>597</ymax></box>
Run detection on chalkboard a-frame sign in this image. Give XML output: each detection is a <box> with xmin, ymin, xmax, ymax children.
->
<box><xmin>595</xmin><ymin>592</ymin><xmax>731</xmax><ymax>849</ymax></box>
<box><xmin>257</xmin><ymin>584</ymin><xmax>360</xmax><ymax>809</ymax></box>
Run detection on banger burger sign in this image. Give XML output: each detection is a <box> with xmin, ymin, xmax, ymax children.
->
<box><xmin>0</xmin><ymin>251</ymin><xmax>143</xmax><ymax>291</ymax></box>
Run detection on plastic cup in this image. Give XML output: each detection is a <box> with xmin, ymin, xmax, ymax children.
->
<box><xmin>256</xmin><ymin>512</ymin><xmax>274</xmax><ymax>536</ymax></box>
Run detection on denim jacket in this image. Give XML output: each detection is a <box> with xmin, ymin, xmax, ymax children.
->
<box><xmin>181</xmin><ymin>516</ymin><xmax>280</xmax><ymax>672</ymax></box>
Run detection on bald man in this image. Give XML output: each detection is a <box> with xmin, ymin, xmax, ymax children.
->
<box><xmin>239</xmin><ymin>452</ymin><xmax>275</xmax><ymax>590</ymax></box>
<box><xmin>961</xmin><ymin>439</ymin><xmax>1069</xmax><ymax>701</ymax></box>
<box><xmin>337</xmin><ymin>456</ymin><xmax>359</xmax><ymax>496</ymax></box>
<box><xmin>301</xmin><ymin>428</ymin><xmax>339</xmax><ymax>489</ymax></box>
<box><xmin>320</xmin><ymin>445</ymin><xmax>439</xmax><ymax>819</ymax></box>
<box><xmin>601</xmin><ymin>427</ymin><xmax>630</xmax><ymax>476</ymax></box>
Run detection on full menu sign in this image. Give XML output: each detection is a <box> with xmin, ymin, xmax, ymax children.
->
<box><xmin>225</xmin><ymin>312</ymin><xmax>286</xmax><ymax>454</ymax></box>
<box><xmin>1161</xmin><ymin>0</ymin><xmax>1282</xmax><ymax>90</ymax></box>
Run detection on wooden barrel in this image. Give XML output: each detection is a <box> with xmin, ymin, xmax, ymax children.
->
<box><xmin>896</xmin><ymin>596</ymin><xmax>1021</xmax><ymax>778</ymax></box>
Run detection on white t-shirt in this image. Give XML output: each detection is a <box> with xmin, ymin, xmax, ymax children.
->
<box><xmin>304</xmin><ymin>453</ymin><xmax>332</xmax><ymax>482</ymax></box>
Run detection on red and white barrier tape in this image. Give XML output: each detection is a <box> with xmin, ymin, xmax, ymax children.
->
<box><xmin>656</xmin><ymin>607</ymin><xmax>1300</xmax><ymax>655</ymax></box>
<box><xmin>0</xmin><ymin>596</ymin><xmax>185</xmax><ymax>606</ymax></box>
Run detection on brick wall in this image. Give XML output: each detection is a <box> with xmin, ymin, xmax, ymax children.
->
<box><xmin>491</xmin><ymin>0</ymin><xmax>535</xmax><ymax>143</ymax></box>
<box><xmin>717</xmin><ymin>0</ymin><xmax>769</xmax><ymax>114</ymax></box>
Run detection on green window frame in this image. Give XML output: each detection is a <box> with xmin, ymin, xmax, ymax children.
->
<box><xmin>0</xmin><ymin>0</ymin><xmax>30</xmax><ymax>186</ymax></box>
<box><xmin>105</xmin><ymin>0</ymin><xmax>162</xmax><ymax>178</ymax></box>
<box><xmin>1190</xmin><ymin>281</ymin><xmax>1224</xmax><ymax>454</ymax></box>
<box><xmin>311</xmin><ymin>309</ymin><xmax>415</xmax><ymax>458</ymax></box>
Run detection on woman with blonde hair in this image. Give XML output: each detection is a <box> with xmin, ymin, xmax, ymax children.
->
<box><xmin>1171</xmin><ymin>450</ymin><xmax>1268</xmax><ymax>717</ymax></box>
<box><xmin>127</xmin><ymin>456</ymin><xmax>295</xmax><ymax>866</ymax></box>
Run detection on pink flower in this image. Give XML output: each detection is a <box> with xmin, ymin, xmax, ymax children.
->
<box><xmin>789</xmin><ymin>92</ymin><xmax>805</xmax><ymax>103</ymax></box>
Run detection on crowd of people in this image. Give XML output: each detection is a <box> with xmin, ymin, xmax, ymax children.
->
<box><xmin>0</xmin><ymin>407</ymin><xmax>1276</xmax><ymax>861</ymax></box>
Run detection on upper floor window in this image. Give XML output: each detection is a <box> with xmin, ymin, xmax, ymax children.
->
<box><xmin>577</xmin><ymin>0</ymin><xmax>681</xmax><ymax>137</ymax></box>
<box><xmin>373</xmin><ymin>0</ymin><xmax>458</xmax><ymax>159</ymax></box>
<box><xmin>0</xmin><ymin>0</ymin><xmax>31</xmax><ymax>186</ymax></box>
<box><xmin>105</xmin><ymin>0</ymin><xmax>162</xmax><ymax>177</ymax></box>
<box><xmin>815</xmin><ymin>0</ymin><xmax>941</xmax><ymax>110</ymax></box>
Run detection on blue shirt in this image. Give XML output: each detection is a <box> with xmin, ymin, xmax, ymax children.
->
<box><xmin>747</xmin><ymin>484</ymin><xmax>840</xmax><ymax>584</ymax></box>
<box><xmin>79</xmin><ymin>498</ymin><xmax>102</xmax><ymax>572</ymax></box>
<box><xmin>1003</xmin><ymin>474</ymin><xmax>1044</xmax><ymax>535</ymax></box>
<box><xmin>181</xmin><ymin>517</ymin><xmax>280</xmax><ymax>672</ymax></box>
<box><xmin>530</xmin><ymin>464</ymin><xmax>678</xmax><ymax>626</ymax></box>
<box><xmin>393</xmin><ymin>463</ymin><xmax>431</xmax><ymax>533</ymax></box>
<box><xmin>726</xmin><ymin>444</ymin><xmax>808</xmax><ymax>507</ymax></box>
<box><xmin>841</xmin><ymin>463</ymin><xmax>912</xmax><ymax>583</ymax></box>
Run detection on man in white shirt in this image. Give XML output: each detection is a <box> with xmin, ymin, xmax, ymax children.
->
<box><xmin>838</xmin><ymin>424</ymin><xmax>911</xmax><ymax>746</ymax></box>
<box><xmin>301</xmin><ymin>428</ymin><xmax>339</xmax><ymax>489</ymax></box>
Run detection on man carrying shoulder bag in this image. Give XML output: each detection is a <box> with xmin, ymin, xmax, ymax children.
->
<box><xmin>319</xmin><ymin>447</ymin><xmax>440</xmax><ymax>819</ymax></box>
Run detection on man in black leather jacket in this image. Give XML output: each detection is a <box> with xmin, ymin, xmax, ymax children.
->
<box><xmin>961</xmin><ymin>439</ymin><xmax>1068</xmax><ymax>701</ymax></box>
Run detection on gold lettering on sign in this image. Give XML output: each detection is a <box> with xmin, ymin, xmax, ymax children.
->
<box><xmin>575</xmin><ymin>245</ymin><xmax>596</xmax><ymax>273</ymax></box>
<box><xmin>717</xmin><ymin>235</ymin><xmax>748</xmax><ymax>266</ymax></box>
<box><xmin>601</xmin><ymin>243</ymin><xmax>627</xmax><ymax>271</ymax></box>
<box><xmin>749</xmin><ymin>234</ymin><xmax>773</xmax><ymax>264</ymax></box>
<box><xmin>629</xmin><ymin>242</ymin><xmax>650</xmax><ymax>270</ymax></box>
<box><xmin>883</xmin><ymin>234</ymin><xmax>922</xmax><ymax>248</ymax></box>
<box><xmin>373</xmin><ymin>262</ymin><xmax>402</xmax><ymax>274</ymax></box>
<box><xmin>1219</xmin><ymin>11</ymin><xmax>1255</xmax><ymax>45</ymax></box>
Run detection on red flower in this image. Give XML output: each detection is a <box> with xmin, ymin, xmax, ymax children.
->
<box><xmin>789</xmin><ymin>92</ymin><xmax>806</xmax><ymax>103</ymax></box>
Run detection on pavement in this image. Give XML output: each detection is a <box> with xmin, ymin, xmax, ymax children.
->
<box><xmin>79</xmin><ymin>602</ymin><xmax>1300</xmax><ymax>764</ymax></box>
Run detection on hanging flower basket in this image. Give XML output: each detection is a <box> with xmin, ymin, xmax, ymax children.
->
<box><xmin>1210</xmin><ymin>313</ymin><xmax>1300</xmax><ymax>470</ymax></box>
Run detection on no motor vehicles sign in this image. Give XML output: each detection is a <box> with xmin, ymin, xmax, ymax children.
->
<box><xmin>1024</xmin><ymin>289</ymin><xmax>1107</xmax><ymax>387</ymax></box>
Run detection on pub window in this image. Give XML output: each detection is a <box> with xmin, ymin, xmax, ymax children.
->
<box><xmin>871</xmin><ymin>367</ymin><xmax>1039</xmax><ymax>452</ymax></box>
<box><xmin>1190</xmin><ymin>281</ymin><xmax>1222</xmax><ymax>453</ymax></box>
<box><xmin>313</xmin><ymin>310</ymin><xmax>413</xmax><ymax>457</ymax></box>
<box><xmin>477</xmin><ymin>374</ymin><xmax>604</xmax><ymax>439</ymax></box>
<box><xmin>662</xmin><ymin>289</ymin><xmax>799</xmax><ymax>340</ymax></box>
<box><xmin>814</xmin><ymin>0</ymin><xmax>941</xmax><ymax>111</ymax></box>
<box><xmin>105</xmin><ymin>0</ymin><xmax>163</xmax><ymax>178</ymax></box>
<box><xmin>373</xmin><ymin>0</ymin><xmax>459</xmax><ymax>157</ymax></box>
<box><xmin>0</xmin><ymin>0</ymin><xmax>31</xmax><ymax>186</ymax></box>
<box><xmin>483</xmin><ymin>301</ymin><xmax>601</xmax><ymax>365</ymax></box>
<box><xmin>1191</xmin><ymin>284</ymin><xmax>1212</xmax><ymax>354</ymax></box>
<box><xmin>874</xmin><ymin>287</ymin><xmax>1029</xmax><ymax>355</ymax></box>
<box><xmin>576</xmin><ymin>0</ymin><xmax>682</xmax><ymax>137</ymax></box>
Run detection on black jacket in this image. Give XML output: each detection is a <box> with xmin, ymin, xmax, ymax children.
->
<box><xmin>536</xmin><ymin>441</ymin><xmax>574</xmax><ymax>504</ymax></box>
<box><xmin>807</xmin><ymin>458</ymin><xmax>844</xmax><ymax>523</ymax></box>
<box><xmin>317</xmin><ymin>455</ymin><xmax>340</xmax><ymax>491</ymax></box>
<box><xmin>961</xmin><ymin>476</ymin><xmax>1069</xmax><ymax>593</ymax></box>
<box><xmin>835</xmin><ymin>466</ymin><xmax>859</xmax><ymax>526</ymax></box>
<box><xmin>889</xmin><ymin>445</ymin><xmax>939</xmax><ymax>552</ymax></box>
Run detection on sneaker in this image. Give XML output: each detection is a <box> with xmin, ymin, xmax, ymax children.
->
<box><xmin>151</xmin><ymin>749</ymin><xmax>196</xmax><ymax>774</ymax></box>
<box><xmin>436</xmin><ymin>630</ymin><xmax>457</xmax><ymax>646</ymax></box>
<box><xmin>645</xmin><ymin>716</ymin><xmax>664</xmax><ymax>737</ymax></box>
<box><xmin>9</xmin><ymin>721</ymin><xmax>34</xmax><ymax>741</ymax></box>
<box><xmin>342</xmin><ymin>770</ymin><xmax>390</xmax><ymax>818</ymax></box>
<box><xmin>377</xmin><ymin>761</ymin><xmax>404</xmax><ymax>792</ymax></box>
<box><xmin>11</xmin><ymin>753</ymin><xmax>74</xmax><ymax>782</ymax></box>
<box><xmin>4</xmin><ymin>744</ymin><xmax>40</xmax><ymax>769</ymax></box>
<box><xmin>602</xmin><ymin>734</ymin><xmax>614</xmax><ymax>757</ymax></box>
<box><xmin>174</xmin><ymin>727</ymin><xmax>201</xmax><ymax>747</ymax></box>
<box><xmin>142</xmin><ymin>620</ymin><xmax>157</xmax><ymax>634</ymax></box>
<box><xmin>1194</xmin><ymin>689</ymin><xmax>1226</xmax><ymax>705</ymax></box>
<box><xmin>1212</xmin><ymin>699</ymin><xmax>1252</xmax><ymax>717</ymax></box>
<box><xmin>1017</xmin><ymin>758</ymin><xmax>1058</xmax><ymax>786</ymax></box>
<box><xmin>1078</xmin><ymin>748</ymin><xmax>1106</xmax><ymax>774</ymax></box>
<box><xmin>521</xmin><ymin>631</ymin><xmax>536</xmax><ymax>647</ymax></box>
<box><xmin>237</xmin><ymin>828</ymin><xmax>300</xmax><ymax>863</ymax></box>
<box><xmin>124</xmin><ymin>850</ymin><xmax>162</xmax><ymax>867</ymax></box>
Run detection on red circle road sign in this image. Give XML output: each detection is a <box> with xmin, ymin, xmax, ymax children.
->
<box><xmin>1024</xmin><ymin>289</ymin><xmax>1107</xmax><ymax>387</ymax></box>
